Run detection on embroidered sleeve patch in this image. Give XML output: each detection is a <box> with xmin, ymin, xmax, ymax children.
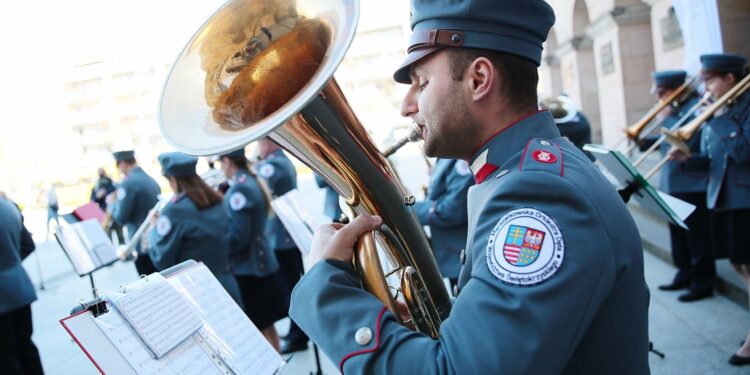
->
<box><xmin>229</xmin><ymin>192</ymin><xmax>247</xmax><ymax>211</ymax></box>
<box><xmin>258</xmin><ymin>164</ymin><xmax>275</xmax><ymax>178</ymax></box>
<box><xmin>485</xmin><ymin>208</ymin><xmax>564</xmax><ymax>286</ymax></box>
<box><xmin>156</xmin><ymin>216</ymin><xmax>172</xmax><ymax>236</ymax></box>
<box><xmin>116</xmin><ymin>187</ymin><xmax>127</xmax><ymax>200</ymax></box>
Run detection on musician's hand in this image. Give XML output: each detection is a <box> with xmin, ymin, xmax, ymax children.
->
<box><xmin>668</xmin><ymin>146</ymin><xmax>689</xmax><ymax>162</ymax></box>
<box><xmin>149</xmin><ymin>210</ymin><xmax>160</xmax><ymax>225</ymax></box>
<box><xmin>308</xmin><ymin>215</ymin><xmax>382</xmax><ymax>267</ymax></box>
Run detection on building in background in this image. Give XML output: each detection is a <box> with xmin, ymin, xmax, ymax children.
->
<box><xmin>63</xmin><ymin>49</ymin><xmax>178</xmax><ymax>181</ymax></box>
<box><xmin>540</xmin><ymin>0</ymin><xmax>750</xmax><ymax>145</ymax></box>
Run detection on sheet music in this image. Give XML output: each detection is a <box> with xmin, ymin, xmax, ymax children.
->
<box><xmin>74</xmin><ymin>219</ymin><xmax>118</xmax><ymax>265</ymax></box>
<box><xmin>658</xmin><ymin>191</ymin><xmax>696</xmax><ymax>221</ymax></box>
<box><xmin>169</xmin><ymin>264</ymin><xmax>282</xmax><ymax>375</ymax></box>
<box><xmin>55</xmin><ymin>225</ymin><xmax>96</xmax><ymax>275</ymax></box>
<box><xmin>270</xmin><ymin>189</ymin><xmax>321</xmax><ymax>254</ymax></box>
<box><xmin>108</xmin><ymin>274</ymin><xmax>204</xmax><ymax>359</ymax></box>
<box><xmin>94</xmin><ymin>309</ymin><xmax>220</xmax><ymax>375</ymax></box>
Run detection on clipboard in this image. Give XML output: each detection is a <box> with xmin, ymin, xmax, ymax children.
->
<box><xmin>60</xmin><ymin>261</ymin><xmax>283</xmax><ymax>375</ymax></box>
<box><xmin>584</xmin><ymin>144</ymin><xmax>695</xmax><ymax>229</ymax></box>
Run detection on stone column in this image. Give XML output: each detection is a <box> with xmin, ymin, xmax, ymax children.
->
<box><xmin>717</xmin><ymin>0</ymin><xmax>750</xmax><ymax>57</ymax></box>
<box><xmin>587</xmin><ymin>3</ymin><xmax>656</xmax><ymax>146</ymax></box>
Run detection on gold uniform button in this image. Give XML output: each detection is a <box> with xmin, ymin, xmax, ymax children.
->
<box><xmin>355</xmin><ymin>327</ymin><xmax>373</xmax><ymax>346</ymax></box>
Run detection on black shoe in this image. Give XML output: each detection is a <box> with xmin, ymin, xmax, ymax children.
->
<box><xmin>729</xmin><ymin>354</ymin><xmax>750</xmax><ymax>366</ymax></box>
<box><xmin>677</xmin><ymin>288</ymin><xmax>712</xmax><ymax>302</ymax></box>
<box><xmin>658</xmin><ymin>279</ymin><xmax>690</xmax><ymax>291</ymax></box>
<box><xmin>280</xmin><ymin>339</ymin><xmax>308</xmax><ymax>354</ymax></box>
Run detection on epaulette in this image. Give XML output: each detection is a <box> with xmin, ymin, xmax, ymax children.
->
<box><xmin>518</xmin><ymin>138</ymin><xmax>564</xmax><ymax>176</ymax></box>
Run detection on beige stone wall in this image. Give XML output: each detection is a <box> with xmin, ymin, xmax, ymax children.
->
<box><xmin>717</xmin><ymin>0</ymin><xmax>750</xmax><ymax>57</ymax></box>
<box><xmin>591</xmin><ymin>25</ymin><xmax>629</xmax><ymax>145</ymax></box>
<box><xmin>649</xmin><ymin>0</ymin><xmax>685</xmax><ymax>70</ymax></box>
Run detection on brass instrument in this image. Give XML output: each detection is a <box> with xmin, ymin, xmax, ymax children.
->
<box><xmin>158</xmin><ymin>0</ymin><xmax>450</xmax><ymax>337</ymax></box>
<box><xmin>382</xmin><ymin>124</ymin><xmax>422</xmax><ymax>158</ymax></box>
<box><xmin>631</xmin><ymin>92</ymin><xmax>712</xmax><ymax>171</ymax></box>
<box><xmin>540</xmin><ymin>95</ymin><xmax>578</xmax><ymax>124</ymax></box>
<box><xmin>611</xmin><ymin>78</ymin><xmax>698</xmax><ymax>152</ymax></box>
<box><xmin>116</xmin><ymin>200</ymin><xmax>165</xmax><ymax>260</ymax></box>
<box><xmin>662</xmin><ymin>73</ymin><xmax>750</xmax><ymax>154</ymax></box>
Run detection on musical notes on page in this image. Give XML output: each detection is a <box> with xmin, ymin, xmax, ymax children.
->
<box><xmin>169</xmin><ymin>264</ymin><xmax>282</xmax><ymax>375</ymax></box>
<box><xmin>94</xmin><ymin>310</ymin><xmax>220</xmax><ymax>374</ymax></box>
<box><xmin>108</xmin><ymin>274</ymin><xmax>203</xmax><ymax>359</ymax></box>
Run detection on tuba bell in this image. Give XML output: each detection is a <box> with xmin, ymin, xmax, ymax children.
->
<box><xmin>159</xmin><ymin>0</ymin><xmax>451</xmax><ymax>337</ymax></box>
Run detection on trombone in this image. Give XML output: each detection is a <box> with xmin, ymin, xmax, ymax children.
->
<box><xmin>662</xmin><ymin>72</ymin><xmax>750</xmax><ymax>155</ymax></box>
<box><xmin>611</xmin><ymin>77</ymin><xmax>699</xmax><ymax>154</ymax></box>
<box><xmin>631</xmin><ymin>92</ymin><xmax>712</xmax><ymax>175</ymax></box>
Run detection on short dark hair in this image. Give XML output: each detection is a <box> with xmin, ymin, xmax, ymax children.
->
<box><xmin>445</xmin><ymin>49</ymin><xmax>539</xmax><ymax>111</ymax></box>
<box><xmin>119</xmin><ymin>157</ymin><xmax>136</xmax><ymax>165</ymax></box>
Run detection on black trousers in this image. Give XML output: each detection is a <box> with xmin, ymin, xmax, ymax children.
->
<box><xmin>669</xmin><ymin>192</ymin><xmax>715</xmax><ymax>288</ymax></box>
<box><xmin>275</xmin><ymin>249</ymin><xmax>308</xmax><ymax>343</ymax></box>
<box><xmin>0</xmin><ymin>305</ymin><xmax>43</xmax><ymax>375</ymax></box>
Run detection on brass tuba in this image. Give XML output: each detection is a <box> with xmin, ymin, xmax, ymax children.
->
<box><xmin>158</xmin><ymin>0</ymin><xmax>451</xmax><ymax>337</ymax></box>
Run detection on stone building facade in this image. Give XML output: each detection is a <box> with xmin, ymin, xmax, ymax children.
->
<box><xmin>540</xmin><ymin>0</ymin><xmax>750</xmax><ymax>145</ymax></box>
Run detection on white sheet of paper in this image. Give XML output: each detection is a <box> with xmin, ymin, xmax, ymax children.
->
<box><xmin>168</xmin><ymin>263</ymin><xmax>282</xmax><ymax>375</ymax></box>
<box><xmin>74</xmin><ymin>219</ymin><xmax>118</xmax><ymax>266</ymax></box>
<box><xmin>108</xmin><ymin>274</ymin><xmax>203</xmax><ymax>359</ymax></box>
<box><xmin>657</xmin><ymin>191</ymin><xmax>696</xmax><ymax>222</ymax></box>
<box><xmin>94</xmin><ymin>310</ymin><xmax>220</xmax><ymax>375</ymax></box>
<box><xmin>56</xmin><ymin>225</ymin><xmax>96</xmax><ymax>275</ymax></box>
<box><xmin>270</xmin><ymin>189</ymin><xmax>321</xmax><ymax>254</ymax></box>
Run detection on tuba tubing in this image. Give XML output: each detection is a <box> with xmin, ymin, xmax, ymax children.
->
<box><xmin>158</xmin><ymin>0</ymin><xmax>451</xmax><ymax>337</ymax></box>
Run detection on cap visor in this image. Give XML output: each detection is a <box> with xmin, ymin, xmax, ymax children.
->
<box><xmin>393</xmin><ymin>47</ymin><xmax>442</xmax><ymax>84</ymax></box>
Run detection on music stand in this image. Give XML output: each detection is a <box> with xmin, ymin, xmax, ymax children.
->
<box><xmin>584</xmin><ymin>144</ymin><xmax>694</xmax><ymax>230</ymax></box>
<box><xmin>54</xmin><ymin>219</ymin><xmax>119</xmax><ymax>298</ymax></box>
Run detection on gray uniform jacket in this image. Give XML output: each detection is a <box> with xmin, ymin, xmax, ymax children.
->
<box><xmin>0</xmin><ymin>198</ymin><xmax>37</xmax><ymax>314</ymax></box>
<box><xmin>148</xmin><ymin>193</ymin><xmax>242</xmax><ymax>305</ymax></box>
<box><xmin>290</xmin><ymin>111</ymin><xmax>650</xmax><ymax>374</ymax></box>
<box><xmin>412</xmin><ymin>158</ymin><xmax>474</xmax><ymax>279</ymax></box>
<box><xmin>642</xmin><ymin>94</ymin><xmax>707</xmax><ymax>194</ymax></box>
<box><xmin>224</xmin><ymin>170</ymin><xmax>279</xmax><ymax>277</ymax></box>
<box><xmin>684</xmin><ymin>91</ymin><xmax>750</xmax><ymax>210</ymax></box>
<box><xmin>315</xmin><ymin>174</ymin><xmax>343</xmax><ymax>221</ymax></box>
<box><xmin>258</xmin><ymin>149</ymin><xmax>297</xmax><ymax>251</ymax></box>
<box><xmin>111</xmin><ymin>167</ymin><xmax>161</xmax><ymax>253</ymax></box>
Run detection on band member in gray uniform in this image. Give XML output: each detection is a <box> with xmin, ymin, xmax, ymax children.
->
<box><xmin>412</xmin><ymin>158</ymin><xmax>474</xmax><ymax>290</ymax></box>
<box><xmin>670</xmin><ymin>53</ymin><xmax>750</xmax><ymax>366</ymax></box>
<box><xmin>289</xmin><ymin>1</ymin><xmax>650</xmax><ymax>373</ymax></box>
<box><xmin>0</xmin><ymin>197</ymin><xmax>43</xmax><ymax>374</ymax></box>
<box><xmin>147</xmin><ymin>152</ymin><xmax>242</xmax><ymax>306</ymax></box>
<box><xmin>643</xmin><ymin>70</ymin><xmax>714</xmax><ymax>302</ymax></box>
<box><xmin>220</xmin><ymin>148</ymin><xmax>286</xmax><ymax>352</ymax></box>
<box><xmin>256</xmin><ymin>138</ymin><xmax>309</xmax><ymax>354</ymax></box>
<box><xmin>315</xmin><ymin>173</ymin><xmax>343</xmax><ymax>223</ymax></box>
<box><xmin>107</xmin><ymin>150</ymin><xmax>161</xmax><ymax>276</ymax></box>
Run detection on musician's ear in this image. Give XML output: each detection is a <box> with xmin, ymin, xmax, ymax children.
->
<box><xmin>467</xmin><ymin>57</ymin><xmax>495</xmax><ymax>102</ymax></box>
